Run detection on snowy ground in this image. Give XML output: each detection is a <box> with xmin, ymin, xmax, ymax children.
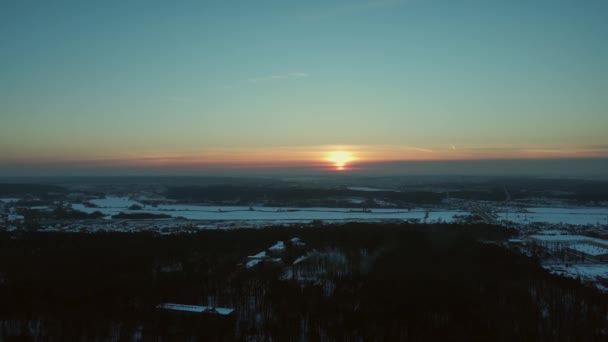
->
<box><xmin>72</xmin><ymin>197</ymin><xmax>463</xmax><ymax>222</ymax></box>
<box><xmin>8</xmin><ymin>196</ymin><xmax>599</xmax><ymax>232</ymax></box>
<box><xmin>498</xmin><ymin>207</ymin><xmax>608</xmax><ymax>225</ymax></box>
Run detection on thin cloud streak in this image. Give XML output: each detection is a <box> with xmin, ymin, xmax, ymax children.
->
<box><xmin>248</xmin><ymin>72</ymin><xmax>309</xmax><ymax>83</ymax></box>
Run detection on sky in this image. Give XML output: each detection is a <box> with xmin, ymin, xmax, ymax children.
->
<box><xmin>1</xmin><ymin>0</ymin><xmax>607</xmax><ymax>176</ymax></box>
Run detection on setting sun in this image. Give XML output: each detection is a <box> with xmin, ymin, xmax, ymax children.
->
<box><xmin>326</xmin><ymin>151</ymin><xmax>355</xmax><ymax>171</ymax></box>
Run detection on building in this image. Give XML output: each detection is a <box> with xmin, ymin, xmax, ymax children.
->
<box><xmin>566</xmin><ymin>244</ymin><xmax>608</xmax><ymax>262</ymax></box>
<box><xmin>268</xmin><ymin>241</ymin><xmax>286</xmax><ymax>257</ymax></box>
<box><xmin>240</xmin><ymin>237</ymin><xmax>308</xmax><ymax>270</ymax></box>
<box><xmin>528</xmin><ymin>234</ymin><xmax>608</xmax><ymax>262</ymax></box>
<box><xmin>156</xmin><ymin>303</ymin><xmax>234</xmax><ymax>316</ymax></box>
<box><xmin>528</xmin><ymin>234</ymin><xmax>608</xmax><ymax>252</ymax></box>
<box><xmin>289</xmin><ymin>237</ymin><xmax>306</xmax><ymax>249</ymax></box>
<box><xmin>154</xmin><ymin>303</ymin><xmax>236</xmax><ymax>338</ymax></box>
<box><xmin>244</xmin><ymin>250</ymin><xmax>269</xmax><ymax>269</ymax></box>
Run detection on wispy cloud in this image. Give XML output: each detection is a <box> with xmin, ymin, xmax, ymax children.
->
<box><xmin>248</xmin><ymin>72</ymin><xmax>309</xmax><ymax>83</ymax></box>
<box><xmin>404</xmin><ymin>146</ymin><xmax>434</xmax><ymax>153</ymax></box>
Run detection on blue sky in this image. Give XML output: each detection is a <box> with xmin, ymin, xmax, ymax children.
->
<box><xmin>1</xmin><ymin>0</ymin><xmax>607</xmax><ymax>175</ymax></box>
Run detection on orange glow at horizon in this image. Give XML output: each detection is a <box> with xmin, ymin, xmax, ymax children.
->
<box><xmin>5</xmin><ymin>144</ymin><xmax>607</xmax><ymax>172</ymax></box>
<box><xmin>325</xmin><ymin>151</ymin><xmax>356</xmax><ymax>171</ymax></box>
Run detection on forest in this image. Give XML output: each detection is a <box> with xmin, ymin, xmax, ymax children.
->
<box><xmin>166</xmin><ymin>185</ymin><xmax>444</xmax><ymax>206</ymax></box>
<box><xmin>1</xmin><ymin>223</ymin><xmax>607</xmax><ymax>341</ymax></box>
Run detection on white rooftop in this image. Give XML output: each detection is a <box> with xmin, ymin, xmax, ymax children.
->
<box><xmin>249</xmin><ymin>251</ymin><xmax>267</xmax><ymax>258</ymax></box>
<box><xmin>568</xmin><ymin>244</ymin><xmax>608</xmax><ymax>257</ymax></box>
<box><xmin>530</xmin><ymin>235</ymin><xmax>593</xmax><ymax>242</ymax></box>
<box><xmin>269</xmin><ymin>241</ymin><xmax>285</xmax><ymax>250</ymax></box>
<box><xmin>156</xmin><ymin>303</ymin><xmax>234</xmax><ymax>315</ymax></box>
<box><xmin>293</xmin><ymin>255</ymin><xmax>308</xmax><ymax>265</ymax></box>
<box><xmin>529</xmin><ymin>235</ymin><xmax>608</xmax><ymax>248</ymax></box>
<box><xmin>246</xmin><ymin>259</ymin><xmax>262</xmax><ymax>268</ymax></box>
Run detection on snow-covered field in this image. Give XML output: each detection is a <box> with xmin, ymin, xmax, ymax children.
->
<box><xmin>61</xmin><ymin>197</ymin><xmax>608</xmax><ymax>227</ymax></box>
<box><xmin>498</xmin><ymin>207</ymin><xmax>608</xmax><ymax>225</ymax></box>
<box><xmin>72</xmin><ymin>197</ymin><xmax>462</xmax><ymax>222</ymax></box>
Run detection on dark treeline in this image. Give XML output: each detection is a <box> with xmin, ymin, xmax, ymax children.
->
<box><xmin>111</xmin><ymin>212</ymin><xmax>172</xmax><ymax>219</ymax></box>
<box><xmin>167</xmin><ymin>179</ymin><xmax>608</xmax><ymax>206</ymax></box>
<box><xmin>18</xmin><ymin>207</ymin><xmax>104</xmax><ymax>222</ymax></box>
<box><xmin>0</xmin><ymin>184</ymin><xmax>67</xmax><ymax>199</ymax></box>
<box><xmin>448</xmin><ymin>189</ymin><xmax>506</xmax><ymax>201</ymax></box>
<box><xmin>0</xmin><ymin>223</ymin><xmax>607</xmax><ymax>340</ymax></box>
<box><xmin>166</xmin><ymin>185</ymin><xmax>443</xmax><ymax>206</ymax></box>
<box><xmin>440</xmin><ymin>178</ymin><xmax>608</xmax><ymax>203</ymax></box>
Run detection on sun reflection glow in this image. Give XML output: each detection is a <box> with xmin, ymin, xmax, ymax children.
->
<box><xmin>326</xmin><ymin>151</ymin><xmax>355</xmax><ymax>171</ymax></box>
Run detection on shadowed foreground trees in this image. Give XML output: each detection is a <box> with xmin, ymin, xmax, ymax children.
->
<box><xmin>0</xmin><ymin>223</ymin><xmax>606</xmax><ymax>341</ymax></box>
